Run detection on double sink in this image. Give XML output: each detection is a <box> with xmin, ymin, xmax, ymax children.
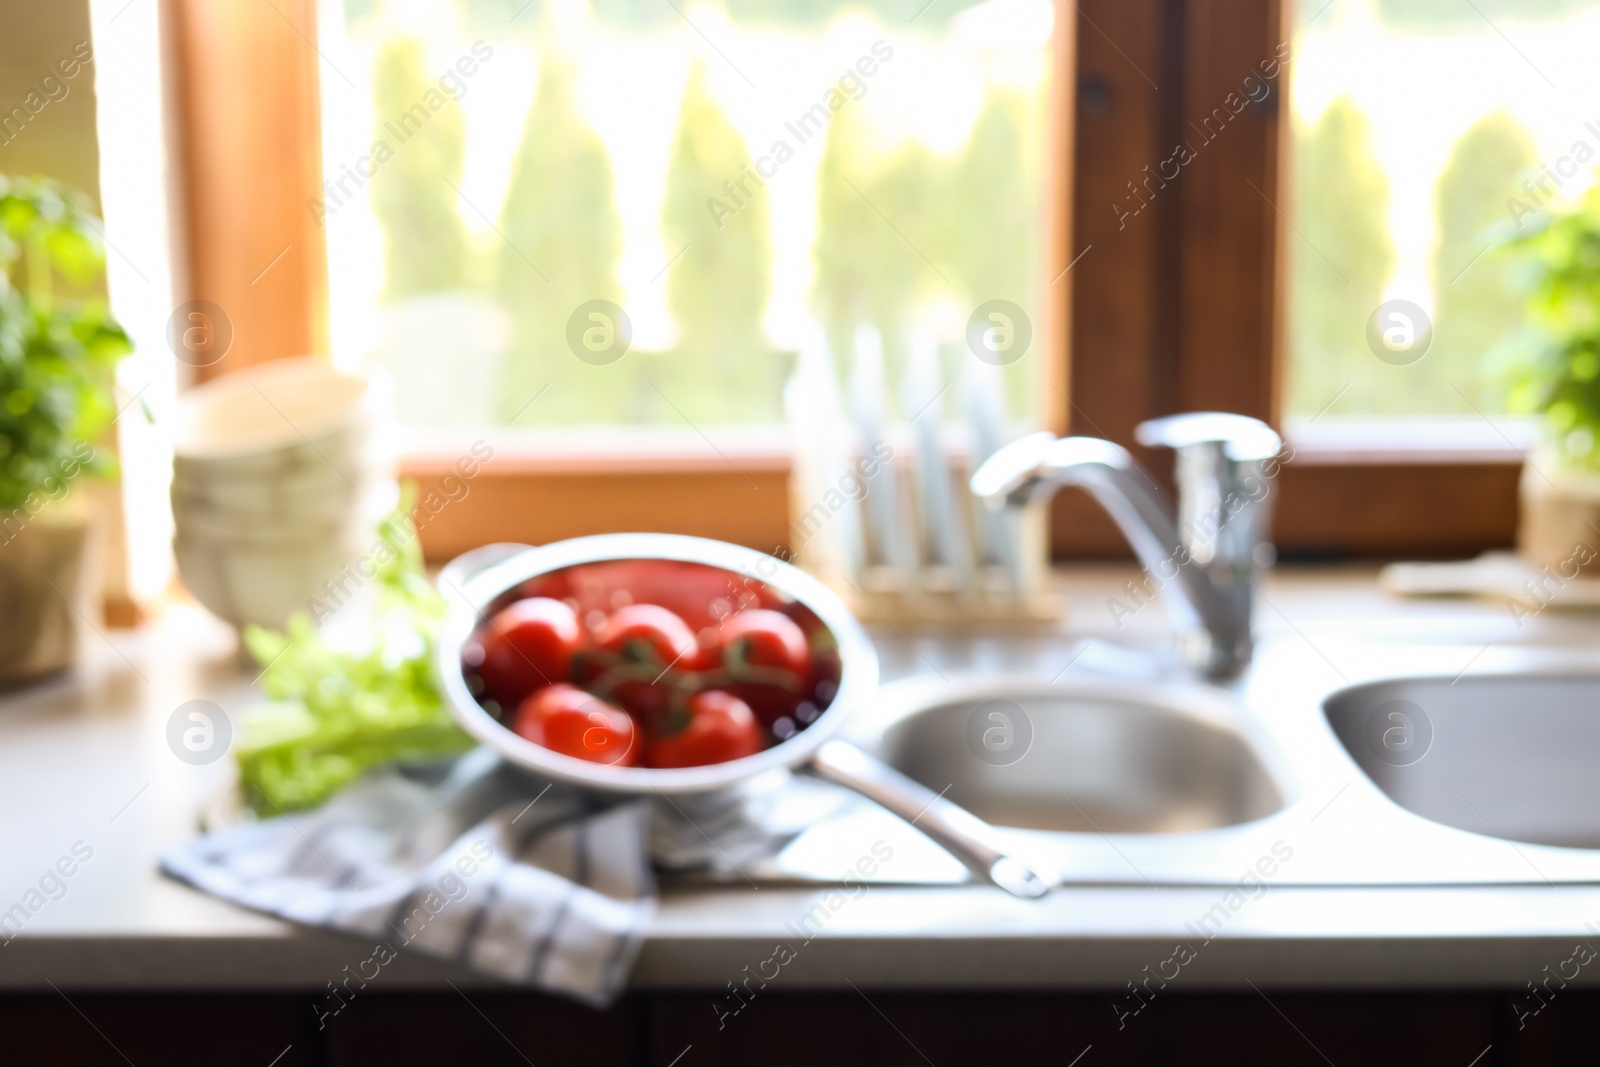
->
<box><xmin>762</xmin><ymin>629</ymin><xmax>1600</xmax><ymax>888</ymax></box>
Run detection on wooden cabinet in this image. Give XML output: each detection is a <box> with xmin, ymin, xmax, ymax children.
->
<box><xmin>646</xmin><ymin>991</ymin><xmax>1499</xmax><ymax>1067</ymax></box>
<box><xmin>319</xmin><ymin>991</ymin><xmax>642</xmax><ymax>1067</ymax></box>
<box><xmin>0</xmin><ymin>994</ymin><xmax>318</xmax><ymax>1067</ymax></box>
<box><xmin>0</xmin><ymin>989</ymin><xmax>1587</xmax><ymax>1066</ymax></box>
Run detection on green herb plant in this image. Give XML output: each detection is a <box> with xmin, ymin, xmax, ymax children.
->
<box><xmin>237</xmin><ymin>498</ymin><xmax>475</xmax><ymax>814</ymax></box>
<box><xmin>1493</xmin><ymin>181</ymin><xmax>1600</xmax><ymax>472</ymax></box>
<box><xmin>0</xmin><ymin>176</ymin><xmax>133</xmax><ymax>513</ymax></box>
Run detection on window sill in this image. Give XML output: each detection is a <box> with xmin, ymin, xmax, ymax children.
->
<box><xmin>1285</xmin><ymin>418</ymin><xmax>1534</xmax><ymax>467</ymax></box>
<box><xmin>400</xmin><ymin>426</ymin><xmax>793</xmax><ymax>475</ymax></box>
<box><xmin>399</xmin><ymin>429</ymin><xmax>791</xmax><ymax>560</ymax></box>
<box><xmin>399</xmin><ymin>418</ymin><xmax>1528</xmax><ymax>565</ymax></box>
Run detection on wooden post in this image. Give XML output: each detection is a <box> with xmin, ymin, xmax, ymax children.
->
<box><xmin>162</xmin><ymin>0</ymin><xmax>329</xmax><ymax>382</ymax></box>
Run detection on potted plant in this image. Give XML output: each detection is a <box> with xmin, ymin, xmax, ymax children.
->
<box><xmin>0</xmin><ymin>176</ymin><xmax>133</xmax><ymax>685</ymax></box>
<box><xmin>1493</xmin><ymin>182</ymin><xmax>1600</xmax><ymax>574</ymax></box>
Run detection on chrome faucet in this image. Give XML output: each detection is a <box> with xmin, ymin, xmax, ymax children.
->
<box><xmin>970</xmin><ymin>413</ymin><xmax>1283</xmax><ymax>678</ymax></box>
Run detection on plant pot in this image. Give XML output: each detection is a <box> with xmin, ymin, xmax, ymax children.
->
<box><xmin>0</xmin><ymin>508</ymin><xmax>94</xmax><ymax>687</ymax></box>
<box><xmin>1518</xmin><ymin>456</ymin><xmax>1600</xmax><ymax>577</ymax></box>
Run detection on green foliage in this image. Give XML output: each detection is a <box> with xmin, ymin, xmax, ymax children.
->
<box><xmin>1285</xmin><ymin>98</ymin><xmax>1394</xmax><ymax>416</ymax></box>
<box><xmin>1296</xmin><ymin>0</ymin><xmax>1590</xmax><ymax>28</ymax></box>
<box><xmin>810</xmin><ymin>91</ymin><xmax>1043</xmax><ymax>420</ymax></box>
<box><xmin>658</xmin><ymin>64</ymin><xmax>779</xmax><ymax>420</ymax></box>
<box><xmin>1426</xmin><ymin>112</ymin><xmax>1534</xmax><ymax>411</ymax></box>
<box><xmin>813</xmin><ymin>107</ymin><xmax>947</xmax><ymax>402</ymax></box>
<box><xmin>370</xmin><ymin>37</ymin><xmax>470</xmax><ymax>298</ymax></box>
<box><xmin>589</xmin><ymin>0</ymin><xmax>986</xmax><ymax>30</ymax></box>
<box><xmin>946</xmin><ymin>94</ymin><xmax>1035</xmax><ymax>311</ymax></box>
<box><xmin>352</xmin><ymin>27</ymin><xmax>1043</xmax><ymax>428</ymax></box>
<box><xmin>457</xmin><ymin>0</ymin><xmax>534</xmax><ymax>31</ymax></box>
<box><xmin>944</xmin><ymin>92</ymin><xmax>1038</xmax><ymax>418</ymax></box>
<box><xmin>1490</xmin><ymin>182</ymin><xmax>1600</xmax><ymax>471</ymax></box>
<box><xmin>237</xmin><ymin>501</ymin><xmax>474</xmax><ymax>814</ymax></box>
<box><xmin>496</xmin><ymin>57</ymin><xmax>629</xmax><ymax>423</ymax></box>
<box><xmin>0</xmin><ymin>176</ymin><xmax>132</xmax><ymax>513</ymax></box>
<box><xmin>1370</xmin><ymin>0</ymin><xmax>1592</xmax><ymax>29</ymax></box>
<box><xmin>340</xmin><ymin>0</ymin><xmax>378</xmax><ymax>26</ymax></box>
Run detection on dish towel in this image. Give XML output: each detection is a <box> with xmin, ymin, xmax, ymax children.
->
<box><xmin>161</xmin><ymin>748</ymin><xmax>853</xmax><ymax>1006</ymax></box>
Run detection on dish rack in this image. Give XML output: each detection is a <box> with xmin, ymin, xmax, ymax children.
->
<box><xmin>784</xmin><ymin>324</ymin><xmax>1057</xmax><ymax>624</ymax></box>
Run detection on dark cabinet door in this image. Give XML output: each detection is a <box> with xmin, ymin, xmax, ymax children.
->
<box><xmin>0</xmin><ymin>993</ymin><xmax>319</xmax><ymax>1067</ymax></box>
<box><xmin>647</xmin><ymin>989</ymin><xmax>1500</xmax><ymax>1067</ymax></box>
<box><xmin>1498</xmin><ymin>990</ymin><xmax>1600</xmax><ymax>1066</ymax></box>
<box><xmin>319</xmin><ymin>990</ymin><xmax>642</xmax><ymax>1067</ymax></box>
<box><xmin>7</xmin><ymin>987</ymin><xmax>1573</xmax><ymax>1065</ymax></box>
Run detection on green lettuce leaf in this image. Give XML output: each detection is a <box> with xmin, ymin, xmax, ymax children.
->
<box><xmin>234</xmin><ymin>498</ymin><xmax>475</xmax><ymax>814</ymax></box>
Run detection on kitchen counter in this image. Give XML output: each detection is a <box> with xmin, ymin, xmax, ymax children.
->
<box><xmin>6</xmin><ymin>564</ymin><xmax>1600</xmax><ymax>995</ymax></box>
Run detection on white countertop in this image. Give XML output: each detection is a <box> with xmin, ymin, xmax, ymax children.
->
<box><xmin>6</xmin><ymin>565</ymin><xmax>1600</xmax><ymax>992</ymax></box>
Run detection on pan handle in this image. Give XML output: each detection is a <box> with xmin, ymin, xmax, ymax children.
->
<box><xmin>809</xmin><ymin>740</ymin><xmax>1054</xmax><ymax>899</ymax></box>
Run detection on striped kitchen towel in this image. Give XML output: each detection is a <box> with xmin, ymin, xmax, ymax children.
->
<box><xmin>160</xmin><ymin>748</ymin><xmax>655</xmax><ymax>1007</ymax></box>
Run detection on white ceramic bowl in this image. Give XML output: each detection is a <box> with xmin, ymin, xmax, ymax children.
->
<box><xmin>175</xmin><ymin>527</ymin><xmax>379</xmax><ymax>630</ymax></box>
<box><xmin>172</xmin><ymin>421</ymin><xmax>391</xmax><ymax>493</ymax></box>
<box><xmin>173</xmin><ymin>479</ymin><xmax>399</xmax><ymax>548</ymax></box>
<box><xmin>171</xmin><ymin>357</ymin><xmax>391</xmax><ymax>466</ymax></box>
<box><xmin>170</xmin><ymin>358</ymin><xmax>397</xmax><ymax>629</ymax></box>
<box><xmin>172</xmin><ymin>447</ymin><xmax>395</xmax><ymax>520</ymax></box>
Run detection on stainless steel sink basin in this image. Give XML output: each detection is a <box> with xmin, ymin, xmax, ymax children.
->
<box><xmin>745</xmin><ymin>639</ymin><xmax>1600</xmax><ymax>888</ymax></box>
<box><xmin>747</xmin><ymin>641</ymin><xmax>1600</xmax><ymax>889</ymax></box>
<box><xmin>1326</xmin><ymin>674</ymin><xmax>1600</xmax><ymax>850</ymax></box>
<box><xmin>861</xmin><ymin>676</ymin><xmax>1289</xmax><ymax>834</ymax></box>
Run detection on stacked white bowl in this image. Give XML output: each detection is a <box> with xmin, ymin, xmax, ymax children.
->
<box><xmin>171</xmin><ymin>357</ymin><xmax>399</xmax><ymax>630</ymax></box>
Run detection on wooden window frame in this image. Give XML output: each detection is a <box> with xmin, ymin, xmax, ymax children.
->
<box><xmin>162</xmin><ymin>0</ymin><xmax>1517</xmax><ymax>564</ymax></box>
<box><xmin>162</xmin><ymin>0</ymin><xmax>329</xmax><ymax>382</ymax></box>
<box><xmin>1062</xmin><ymin>0</ymin><xmax>1519</xmax><ymax>561</ymax></box>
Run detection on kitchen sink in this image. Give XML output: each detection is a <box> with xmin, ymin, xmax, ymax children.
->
<box><xmin>759</xmin><ymin>645</ymin><xmax>1600</xmax><ymax>889</ymax></box>
<box><xmin>861</xmin><ymin>676</ymin><xmax>1289</xmax><ymax>835</ymax></box>
<box><xmin>1326</xmin><ymin>673</ymin><xmax>1600</xmax><ymax>850</ymax></box>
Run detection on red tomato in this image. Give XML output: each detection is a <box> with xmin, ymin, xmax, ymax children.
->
<box><xmin>645</xmin><ymin>690</ymin><xmax>764</xmax><ymax>768</ymax></box>
<box><xmin>529</xmin><ymin>560</ymin><xmax>786</xmax><ymax>632</ymax></box>
<box><xmin>467</xmin><ymin>597</ymin><xmax>583</xmax><ymax>708</ymax></box>
<box><xmin>516</xmin><ymin>570</ymin><xmax>573</xmax><ymax>603</ymax></box>
<box><xmin>785</xmin><ymin>602</ymin><xmax>827</xmax><ymax>638</ymax></box>
<box><xmin>595</xmin><ymin>603</ymin><xmax>700</xmax><ymax>666</ymax></box>
<box><xmin>512</xmin><ymin>684</ymin><xmax>638</xmax><ymax>767</ymax></box>
<box><xmin>718</xmin><ymin>609</ymin><xmax>810</xmax><ymax>674</ymax></box>
<box><xmin>588</xmin><ymin>603</ymin><xmax>706</xmax><ymax>722</ymax></box>
<box><xmin>716</xmin><ymin>609</ymin><xmax>812</xmax><ymax>725</ymax></box>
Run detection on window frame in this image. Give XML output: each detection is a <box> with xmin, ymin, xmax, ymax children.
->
<box><xmin>162</xmin><ymin>0</ymin><xmax>329</xmax><ymax>384</ymax></box>
<box><xmin>1060</xmin><ymin>0</ymin><xmax>1519</xmax><ymax>560</ymax></box>
<box><xmin>162</xmin><ymin>0</ymin><xmax>1518</xmax><ymax>563</ymax></box>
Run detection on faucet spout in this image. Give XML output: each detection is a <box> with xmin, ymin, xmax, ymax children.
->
<box><xmin>970</xmin><ymin>415</ymin><xmax>1282</xmax><ymax>678</ymax></box>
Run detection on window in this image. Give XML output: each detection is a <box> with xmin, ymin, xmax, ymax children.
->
<box><xmin>1284</xmin><ymin>0</ymin><xmax>1600</xmax><ymax>449</ymax></box>
<box><xmin>167</xmin><ymin>0</ymin><xmax>1535</xmax><ymax>562</ymax></box>
<box><xmin>1060</xmin><ymin>0</ymin><xmax>1530</xmax><ymax>560</ymax></box>
<box><xmin>313</xmin><ymin>0</ymin><xmax>1055</xmax><ymax>435</ymax></box>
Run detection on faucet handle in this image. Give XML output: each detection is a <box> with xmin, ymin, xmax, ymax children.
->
<box><xmin>1134</xmin><ymin>412</ymin><xmax>1281</xmax><ymax>462</ymax></box>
